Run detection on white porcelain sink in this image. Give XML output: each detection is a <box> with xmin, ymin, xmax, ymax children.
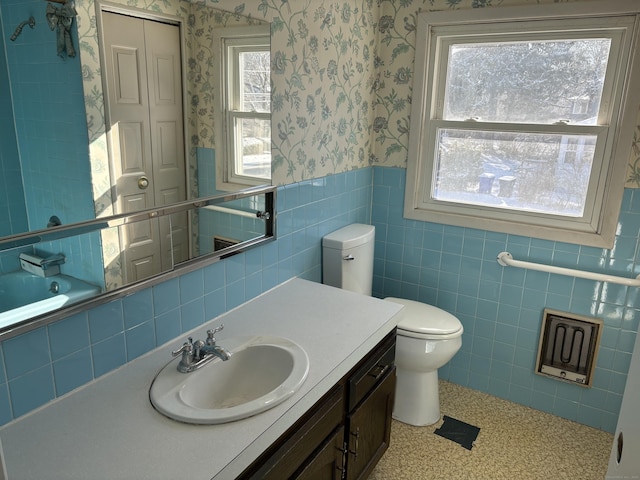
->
<box><xmin>149</xmin><ymin>335</ymin><xmax>309</xmax><ymax>424</ymax></box>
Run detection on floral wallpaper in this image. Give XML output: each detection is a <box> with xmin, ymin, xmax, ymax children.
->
<box><xmin>217</xmin><ymin>0</ymin><xmax>381</xmax><ymax>184</ymax></box>
<box><xmin>66</xmin><ymin>0</ymin><xmax>640</xmax><ymax>291</ymax></box>
<box><xmin>74</xmin><ymin>0</ymin><xmax>266</xmax><ymax>287</ymax></box>
<box><xmin>628</xmin><ymin>125</ymin><xmax>640</xmax><ymax>185</ymax></box>
<box><xmin>75</xmin><ymin>0</ymin><xmax>640</xmax><ymax>233</ymax></box>
<box><xmin>219</xmin><ymin>0</ymin><xmax>639</xmax><ymax>187</ymax></box>
<box><xmin>266</xmin><ymin>0</ymin><xmax>379</xmax><ymax>183</ymax></box>
<box><xmin>370</xmin><ymin>0</ymin><xmax>640</xmax><ymax>192</ymax></box>
<box><xmin>185</xmin><ymin>3</ymin><xmax>267</xmax><ymax>189</ymax></box>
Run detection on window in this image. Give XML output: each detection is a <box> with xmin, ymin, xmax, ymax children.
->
<box><xmin>405</xmin><ymin>2</ymin><xmax>640</xmax><ymax>247</ymax></box>
<box><xmin>214</xmin><ymin>26</ymin><xmax>271</xmax><ymax>189</ymax></box>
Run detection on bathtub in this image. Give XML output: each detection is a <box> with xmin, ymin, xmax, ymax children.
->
<box><xmin>0</xmin><ymin>271</ymin><xmax>101</xmax><ymax>329</ymax></box>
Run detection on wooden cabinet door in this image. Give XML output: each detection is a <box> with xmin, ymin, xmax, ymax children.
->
<box><xmin>346</xmin><ymin>368</ymin><xmax>395</xmax><ymax>480</ymax></box>
<box><xmin>294</xmin><ymin>426</ymin><xmax>346</xmax><ymax>480</ymax></box>
<box><xmin>239</xmin><ymin>386</ymin><xmax>345</xmax><ymax>480</ymax></box>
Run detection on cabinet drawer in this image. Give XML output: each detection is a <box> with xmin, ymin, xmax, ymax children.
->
<box><xmin>244</xmin><ymin>385</ymin><xmax>345</xmax><ymax>480</ymax></box>
<box><xmin>348</xmin><ymin>332</ymin><xmax>396</xmax><ymax>412</ymax></box>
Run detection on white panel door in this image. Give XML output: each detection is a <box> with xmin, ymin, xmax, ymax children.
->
<box><xmin>102</xmin><ymin>12</ymin><xmax>187</xmax><ymax>282</ymax></box>
<box><xmin>143</xmin><ymin>19</ymin><xmax>188</xmax><ymax>267</ymax></box>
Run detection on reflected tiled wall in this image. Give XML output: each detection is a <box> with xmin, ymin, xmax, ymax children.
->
<box><xmin>372</xmin><ymin>167</ymin><xmax>640</xmax><ymax>432</ymax></box>
<box><xmin>2</xmin><ymin>0</ymin><xmax>94</xmax><ymax>231</ymax></box>
<box><xmin>0</xmin><ymin>0</ymin><xmax>102</xmax><ymax>284</ymax></box>
<box><xmin>0</xmin><ymin>169</ymin><xmax>372</xmax><ymax>425</ymax></box>
<box><xmin>0</xmin><ymin>10</ymin><xmax>27</xmax><ymax>238</ymax></box>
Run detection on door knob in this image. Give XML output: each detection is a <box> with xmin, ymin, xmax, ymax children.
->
<box><xmin>137</xmin><ymin>176</ymin><xmax>149</xmax><ymax>189</ymax></box>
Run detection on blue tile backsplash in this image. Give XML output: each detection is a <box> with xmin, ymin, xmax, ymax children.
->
<box><xmin>3</xmin><ymin>0</ymin><xmax>94</xmax><ymax>231</ymax></box>
<box><xmin>0</xmin><ymin>10</ymin><xmax>27</xmax><ymax>238</ymax></box>
<box><xmin>1</xmin><ymin>166</ymin><xmax>638</xmax><ymax>433</ymax></box>
<box><xmin>0</xmin><ymin>169</ymin><xmax>372</xmax><ymax>425</ymax></box>
<box><xmin>372</xmin><ymin>167</ymin><xmax>640</xmax><ymax>432</ymax></box>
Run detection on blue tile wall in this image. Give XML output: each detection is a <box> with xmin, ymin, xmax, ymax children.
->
<box><xmin>372</xmin><ymin>166</ymin><xmax>640</xmax><ymax>433</ymax></box>
<box><xmin>0</xmin><ymin>233</ymin><xmax>105</xmax><ymax>289</ymax></box>
<box><xmin>0</xmin><ymin>247</ymin><xmax>29</xmax><ymax>275</ymax></box>
<box><xmin>0</xmin><ymin>169</ymin><xmax>372</xmax><ymax>425</ymax></box>
<box><xmin>1</xmin><ymin>163</ymin><xmax>636</xmax><ymax>433</ymax></box>
<box><xmin>0</xmin><ymin>10</ymin><xmax>27</xmax><ymax>238</ymax></box>
<box><xmin>38</xmin><ymin>231</ymin><xmax>105</xmax><ymax>288</ymax></box>
<box><xmin>196</xmin><ymin>147</ymin><xmax>270</xmax><ymax>255</ymax></box>
<box><xmin>196</xmin><ymin>147</ymin><xmax>219</xmax><ymax>196</ymax></box>
<box><xmin>0</xmin><ymin>0</ymin><xmax>102</xmax><ymax>286</ymax></box>
<box><xmin>2</xmin><ymin>0</ymin><xmax>94</xmax><ymax>230</ymax></box>
<box><xmin>198</xmin><ymin>196</ymin><xmax>267</xmax><ymax>256</ymax></box>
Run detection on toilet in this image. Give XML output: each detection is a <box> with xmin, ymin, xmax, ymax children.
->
<box><xmin>322</xmin><ymin>224</ymin><xmax>463</xmax><ymax>426</ymax></box>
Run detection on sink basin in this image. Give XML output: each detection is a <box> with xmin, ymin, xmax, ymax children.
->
<box><xmin>149</xmin><ymin>335</ymin><xmax>309</xmax><ymax>424</ymax></box>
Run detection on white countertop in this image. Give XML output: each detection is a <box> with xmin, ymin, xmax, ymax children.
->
<box><xmin>0</xmin><ymin>279</ymin><xmax>402</xmax><ymax>480</ymax></box>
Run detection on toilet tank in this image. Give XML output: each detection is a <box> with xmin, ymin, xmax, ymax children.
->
<box><xmin>322</xmin><ymin>224</ymin><xmax>375</xmax><ymax>295</ymax></box>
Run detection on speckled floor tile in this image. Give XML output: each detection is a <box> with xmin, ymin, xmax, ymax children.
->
<box><xmin>370</xmin><ymin>380</ymin><xmax>613</xmax><ymax>480</ymax></box>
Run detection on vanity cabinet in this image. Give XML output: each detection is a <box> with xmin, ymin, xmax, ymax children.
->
<box><xmin>0</xmin><ymin>279</ymin><xmax>404</xmax><ymax>480</ymax></box>
<box><xmin>345</xmin><ymin>369</ymin><xmax>395</xmax><ymax>480</ymax></box>
<box><xmin>240</xmin><ymin>330</ymin><xmax>396</xmax><ymax>480</ymax></box>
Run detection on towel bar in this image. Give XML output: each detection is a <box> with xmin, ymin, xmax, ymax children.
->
<box><xmin>496</xmin><ymin>251</ymin><xmax>640</xmax><ymax>287</ymax></box>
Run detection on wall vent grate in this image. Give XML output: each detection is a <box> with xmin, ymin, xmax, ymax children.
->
<box><xmin>535</xmin><ymin>309</ymin><xmax>603</xmax><ymax>387</ymax></box>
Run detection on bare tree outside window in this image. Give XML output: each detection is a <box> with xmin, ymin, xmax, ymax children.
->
<box><xmin>235</xmin><ymin>49</ymin><xmax>271</xmax><ymax>181</ymax></box>
<box><xmin>406</xmin><ymin>5</ymin><xmax>640</xmax><ymax>247</ymax></box>
<box><xmin>444</xmin><ymin>39</ymin><xmax>611</xmax><ymax>124</ymax></box>
<box><xmin>432</xmin><ymin>38</ymin><xmax>609</xmax><ymax>216</ymax></box>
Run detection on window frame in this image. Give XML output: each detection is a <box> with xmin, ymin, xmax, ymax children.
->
<box><xmin>213</xmin><ymin>26</ymin><xmax>271</xmax><ymax>191</ymax></box>
<box><xmin>404</xmin><ymin>1</ymin><xmax>640</xmax><ymax>248</ymax></box>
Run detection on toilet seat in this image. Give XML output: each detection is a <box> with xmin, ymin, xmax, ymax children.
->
<box><xmin>385</xmin><ymin>297</ymin><xmax>463</xmax><ymax>340</ymax></box>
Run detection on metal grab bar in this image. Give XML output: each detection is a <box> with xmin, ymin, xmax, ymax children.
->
<box><xmin>202</xmin><ymin>205</ymin><xmax>261</xmax><ymax>219</ymax></box>
<box><xmin>496</xmin><ymin>251</ymin><xmax>640</xmax><ymax>287</ymax></box>
<box><xmin>0</xmin><ymin>184</ymin><xmax>276</xmax><ymax>250</ymax></box>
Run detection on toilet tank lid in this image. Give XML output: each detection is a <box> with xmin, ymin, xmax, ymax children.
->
<box><xmin>322</xmin><ymin>224</ymin><xmax>375</xmax><ymax>249</ymax></box>
<box><xmin>384</xmin><ymin>297</ymin><xmax>463</xmax><ymax>335</ymax></box>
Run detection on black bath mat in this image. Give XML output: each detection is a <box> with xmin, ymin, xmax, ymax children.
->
<box><xmin>434</xmin><ymin>415</ymin><xmax>480</xmax><ymax>450</ymax></box>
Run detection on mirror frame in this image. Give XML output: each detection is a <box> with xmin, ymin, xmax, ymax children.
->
<box><xmin>0</xmin><ymin>185</ymin><xmax>276</xmax><ymax>341</ymax></box>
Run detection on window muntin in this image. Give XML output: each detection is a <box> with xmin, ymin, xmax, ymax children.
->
<box><xmin>405</xmin><ymin>5</ymin><xmax>640</xmax><ymax>247</ymax></box>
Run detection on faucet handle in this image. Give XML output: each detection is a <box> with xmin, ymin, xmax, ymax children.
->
<box><xmin>171</xmin><ymin>340</ymin><xmax>193</xmax><ymax>357</ymax></box>
<box><xmin>206</xmin><ymin>324</ymin><xmax>224</xmax><ymax>345</ymax></box>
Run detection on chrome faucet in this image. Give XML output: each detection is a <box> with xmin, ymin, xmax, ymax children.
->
<box><xmin>171</xmin><ymin>325</ymin><xmax>231</xmax><ymax>373</ymax></box>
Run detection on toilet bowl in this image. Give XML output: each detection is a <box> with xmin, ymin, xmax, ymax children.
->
<box><xmin>385</xmin><ymin>297</ymin><xmax>463</xmax><ymax>426</ymax></box>
<box><xmin>322</xmin><ymin>224</ymin><xmax>463</xmax><ymax>426</ymax></box>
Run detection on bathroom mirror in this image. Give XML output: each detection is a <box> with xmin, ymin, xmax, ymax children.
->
<box><xmin>0</xmin><ymin>0</ymin><xmax>274</xmax><ymax>335</ymax></box>
<box><xmin>0</xmin><ymin>0</ymin><xmax>271</xmax><ymax>239</ymax></box>
<box><xmin>0</xmin><ymin>185</ymin><xmax>276</xmax><ymax>339</ymax></box>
